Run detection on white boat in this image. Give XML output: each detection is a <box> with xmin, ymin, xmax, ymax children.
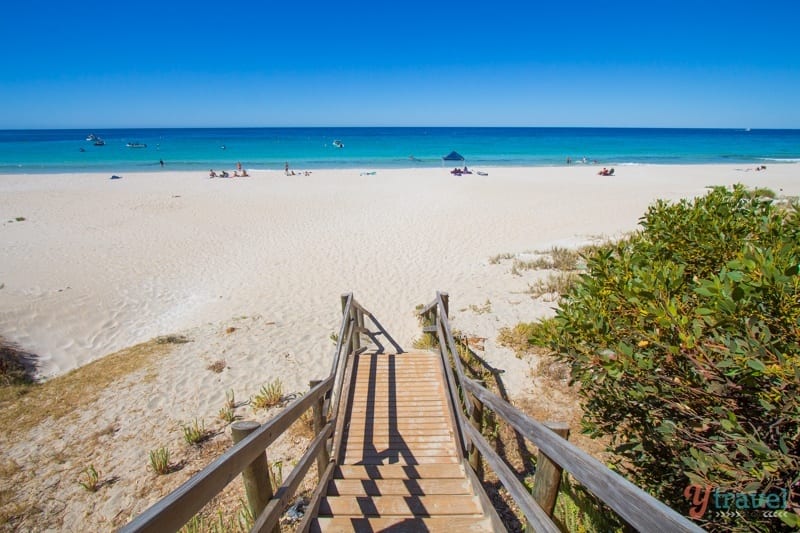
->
<box><xmin>93</xmin><ymin>139</ymin><xmax>105</xmax><ymax>146</ymax></box>
<box><xmin>333</xmin><ymin>140</ymin><xmax>344</xmax><ymax>148</ymax></box>
<box><xmin>126</xmin><ymin>142</ymin><xmax>147</xmax><ymax>148</ymax></box>
<box><xmin>86</xmin><ymin>133</ymin><xmax>98</xmax><ymax>141</ymax></box>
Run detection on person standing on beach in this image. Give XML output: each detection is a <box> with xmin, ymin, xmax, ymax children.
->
<box><xmin>285</xmin><ymin>161</ymin><xmax>289</xmax><ymax>175</ymax></box>
<box><xmin>159</xmin><ymin>159</ymin><xmax>164</xmax><ymax>167</ymax></box>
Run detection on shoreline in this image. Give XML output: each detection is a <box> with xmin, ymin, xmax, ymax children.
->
<box><xmin>3</xmin><ymin>159</ymin><xmax>800</xmax><ymax>176</ymax></box>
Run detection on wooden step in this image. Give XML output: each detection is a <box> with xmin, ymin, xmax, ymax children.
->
<box><xmin>310</xmin><ymin>515</ymin><xmax>493</xmax><ymax>532</ymax></box>
<box><xmin>343</xmin><ymin>441</ymin><xmax>455</xmax><ymax>452</ymax></box>
<box><xmin>318</xmin><ymin>494</ymin><xmax>482</xmax><ymax>516</ymax></box>
<box><xmin>342</xmin><ymin>434</ymin><xmax>454</xmax><ymax>443</ymax></box>
<box><xmin>342</xmin><ymin>429</ymin><xmax>454</xmax><ymax>439</ymax></box>
<box><xmin>327</xmin><ymin>478</ymin><xmax>472</xmax><ymax>497</ymax></box>
<box><xmin>334</xmin><ymin>464</ymin><xmax>465</xmax><ymax>480</ymax></box>
<box><xmin>342</xmin><ymin>456</ymin><xmax>459</xmax><ymax>466</ymax></box>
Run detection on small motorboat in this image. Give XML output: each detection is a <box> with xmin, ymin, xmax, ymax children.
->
<box><xmin>126</xmin><ymin>142</ymin><xmax>147</xmax><ymax>148</ymax></box>
<box><xmin>86</xmin><ymin>133</ymin><xmax>98</xmax><ymax>141</ymax></box>
<box><xmin>93</xmin><ymin>139</ymin><xmax>106</xmax><ymax>146</ymax></box>
<box><xmin>332</xmin><ymin>140</ymin><xmax>344</xmax><ymax>148</ymax></box>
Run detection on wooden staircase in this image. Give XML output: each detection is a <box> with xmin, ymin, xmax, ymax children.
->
<box><xmin>309</xmin><ymin>351</ymin><xmax>496</xmax><ymax>532</ymax></box>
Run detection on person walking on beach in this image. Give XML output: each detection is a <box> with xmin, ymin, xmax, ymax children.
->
<box><xmin>285</xmin><ymin>161</ymin><xmax>289</xmax><ymax>175</ymax></box>
<box><xmin>159</xmin><ymin>159</ymin><xmax>164</xmax><ymax>167</ymax></box>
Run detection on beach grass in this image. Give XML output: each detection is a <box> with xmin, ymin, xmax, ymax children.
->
<box><xmin>0</xmin><ymin>338</ymin><xmax>173</xmax><ymax>436</ymax></box>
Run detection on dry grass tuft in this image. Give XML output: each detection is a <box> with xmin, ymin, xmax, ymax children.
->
<box><xmin>288</xmin><ymin>408</ymin><xmax>316</xmax><ymax>441</ymax></box>
<box><xmin>225</xmin><ymin>327</ymin><xmax>236</xmax><ymax>334</ymax></box>
<box><xmin>251</xmin><ymin>379</ymin><xmax>284</xmax><ymax>411</ymax></box>
<box><xmin>0</xmin><ymin>338</ymin><xmax>172</xmax><ymax>435</ymax></box>
<box><xmin>206</xmin><ymin>359</ymin><xmax>226</xmax><ymax>373</ymax></box>
<box><xmin>156</xmin><ymin>334</ymin><xmax>191</xmax><ymax>345</ymax></box>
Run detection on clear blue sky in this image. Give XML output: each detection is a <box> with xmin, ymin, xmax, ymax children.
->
<box><xmin>1</xmin><ymin>0</ymin><xmax>798</xmax><ymax>129</ymax></box>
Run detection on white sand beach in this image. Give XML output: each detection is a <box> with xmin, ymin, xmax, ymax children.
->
<box><xmin>1</xmin><ymin>163</ymin><xmax>798</xmax><ymax>529</ymax></box>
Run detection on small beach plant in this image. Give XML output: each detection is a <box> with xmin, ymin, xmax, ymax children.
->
<box><xmin>251</xmin><ymin>379</ymin><xmax>283</xmax><ymax>410</ymax></box>
<box><xmin>149</xmin><ymin>447</ymin><xmax>171</xmax><ymax>475</ymax></box>
<box><xmin>182</xmin><ymin>419</ymin><xmax>207</xmax><ymax>446</ymax></box>
<box><xmin>225</xmin><ymin>388</ymin><xmax>236</xmax><ymax>409</ymax></box>
<box><xmin>77</xmin><ymin>464</ymin><xmax>100</xmax><ymax>492</ymax></box>
<box><xmin>218</xmin><ymin>405</ymin><xmax>237</xmax><ymax>424</ymax></box>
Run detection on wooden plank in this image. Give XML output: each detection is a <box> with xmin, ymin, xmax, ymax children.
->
<box><xmin>311</xmin><ymin>516</ymin><xmax>491</xmax><ymax>532</ymax></box>
<box><xmin>334</xmin><ymin>464</ymin><xmax>465</xmax><ymax>479</ymax></box>
<box><xmin>327</xmin><ymin>478</ymin><xmax>472</xmax><ymax>496</ymax></box>
<box><xmin>342</xmin><ymin>456</ymin><xmax>460</xmax><ymax>465</ymax></box>
<box><xmin>348</xmin><ymin>411</ymin><xmax>450</xmax><ymax>426</ymax></box>
<box><xmin>345</xmin><ymin>416</ymin><xmax>450</xmax><ymax>424</ymax></box>
<box><xmin>343</xmin><ymin>441</ymin><xmax>456</xmax><ymax>451</ymax></box>
<box><xmin>318</xmin><ymin>495</ymin><xmax>481</xmax><ymax>516</ymax></box>
<box><xmin>348</xmin><ymin>404</ymin><xmax>446</xmax><ymax>412</ymax></box>
<box><xmin>343</xmin><ymin>430</ymin><xmax>454</xmax><ymax>439</ymax></box>
<box><xmin>349</xmin><ymin>404</ymin><xmax>446</xmax><ymax>410</ymax></box>
<box><xmin>344</xmin><ymin>447</ymin><xmax>458</xmax><ymax>458</ymax></box>
<box><xmin>342</xmin><ymin>434</ymin><xmax>454</xmax><ymax>443</ymax></box>
<box><xmin>344</xmin><ymin>424</ymin><xmax>452</xmax><ymax>432</ymax></box>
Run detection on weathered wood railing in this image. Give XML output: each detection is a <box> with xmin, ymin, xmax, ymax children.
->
<box><xmin>419</xmin><ymin>291</ymin><xmax>704</xmax><ymax>532</ymax></box>
<box><xmin>121</xmin><ymin>293</ymin><xmax>393</xmax><ymax>533</ymax></box>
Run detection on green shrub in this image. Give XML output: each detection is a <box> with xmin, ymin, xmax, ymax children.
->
<box><xmin>536</xmin><ymin>185</ymin><xmax>800</xmax><ymax>531</ymax></box>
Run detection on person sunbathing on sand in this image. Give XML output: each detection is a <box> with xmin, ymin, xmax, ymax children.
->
<box><xmin>209</xmin><ymin>169</ymin><xmax>217</xmax><ymax>178</ymax></box>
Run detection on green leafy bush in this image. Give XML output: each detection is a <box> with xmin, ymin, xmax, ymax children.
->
<box><xmin>538</xmin><ymin>185</ymin><xmax>799</xmax><ymax>531</ymax></box>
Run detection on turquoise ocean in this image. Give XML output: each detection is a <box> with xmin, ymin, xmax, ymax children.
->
<box><xmin>1</xmin><ymin>127</ymin><xmax>799</xmax><ymax>174</ymax></box>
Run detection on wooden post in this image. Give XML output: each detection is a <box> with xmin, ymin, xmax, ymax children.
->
<box><xmin>531</xmin><ymin>421</ymin><xmax>570</xmax><ymax>517</ymax></box>
<box><xmin>310</xmin><ymin>380</ymin><xmax>329</xmax><ymax>480</ymax></box>
<box><xmin>468</xmin><ymin>393</ymin><xmax>484</xmax><ymax>480</ymax></box>
<box><xmin>231</xmin><ymin>421</ymin><xmax>275</xmax><ymax>529</ymax></box>
<box><xmin>440</xmin><ymin>292</ymin><xmax>450</xmax><ymax>319</ymax></box>
<box><xmin>351</xmin><ymin>308</ymin><xmax>361</xmax><ymax>353</ymax></box>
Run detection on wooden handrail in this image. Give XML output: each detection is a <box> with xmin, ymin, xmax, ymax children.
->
<box><xmin>120</xmin><ymin>378</ymin><xmax>333</xmax><ymax>532</ymax></box>
<box><xmin>122</xmin><ymin>293</ymin><xmax>383</xmax><ymax>533</ymax></box>
<box><xmin>420</xmin><ymin>292</ymin><xmax>703</xmax><ymax>532</ymax></box>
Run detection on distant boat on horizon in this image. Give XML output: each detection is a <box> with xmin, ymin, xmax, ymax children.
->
<box><xmin>333</xmin><ymin>140</ymin><xmax>344</xmax><ymax>148</ymax></box>
<box><xmin>126</xmin><ymin>142</ymin><xmax>147</xmax><ymax>148</ymax></box>
<box><xmin>86</xmin><ymin>133</ymin><xmax>98</xmax><ymax>141</ymax></box>
<box><xmin>93</xmin><ymin>138</ymin><xmax>105</xmax><ymax>146</ymax></box>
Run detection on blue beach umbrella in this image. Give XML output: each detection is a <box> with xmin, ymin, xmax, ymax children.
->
<box><xmin>442</xmin><ymin>150</ymin><xmax>465</xmax><ymax>167</ymax></box>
